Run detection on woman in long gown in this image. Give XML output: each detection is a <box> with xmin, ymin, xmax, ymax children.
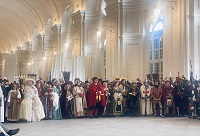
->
<box><xmin>7</xmin><ymin>84</ymin><xmax>21</xmax><ymax>122</ymax></box>
<box><xmin>73</xmin><ymin>78</ymin><xmax>87</xmax><ymax>117</ymax></box>
<box><xmin>19</xmin><ymin>78</ymin><xmax>45</xmax><ymax>122</ymax></box>
<box><xmin>113</xmin><ymin>81</ymin><xmax>123</xmax><ymax>116</ymax></box>
<box><xmin>60</xmin><ymin>83</ymin><xmax>74</xmax><ymax>119</ymax></box>
<box><xmin>44</xmin><ymin>82</ymin><xmax>53</xmax><ymax>120</ymax></box>
<box><xmin>36</xmin><ymin>81</ymin><xmax>45</xmax><ymax>108</ymax></box>
<box><xmin>104</xmin><ymin>82</ymin><xmax>114</xmax><ymax>116</ymax></box>
<box><xmin>50</xmin><ymin>80</ymin><xmax>62</xmax><ymax>120</ymax></box>
<box><xmin>128</xmin><ymin>82</ymin><xmax>140</xmax><ymax>116</ymax></box>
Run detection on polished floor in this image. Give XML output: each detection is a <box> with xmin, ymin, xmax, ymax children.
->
<box><xmin>4</xmin><ymin>117</ymin><xmax>200</xmax><ymax>136</ymax></box>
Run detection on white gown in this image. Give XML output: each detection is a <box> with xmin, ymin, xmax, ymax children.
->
<box><xmin>19</xmin><ymin>85</ymin><xmax>45</xmax><ymax>122</ymax></box>
<box><xmin>73</xmin><ymin>86</ymin><xmax>84</xmax><ymax>113</ymax></box>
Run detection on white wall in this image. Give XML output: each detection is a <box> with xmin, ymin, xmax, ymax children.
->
<box><xmin>3</xmin><ymin>54</ymin><xmax>17</xmax><ymax>81</ymax></box>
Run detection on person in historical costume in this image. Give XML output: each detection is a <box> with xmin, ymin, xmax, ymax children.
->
<box><xmin>49</xmin><ymin>80</ymin><xmax>62</xmax><ymax>119</ymax></box>
<box><xmin>88</xmin><ymin>77</ymin><xmax>106</xmax><ymax>118</ymax></box>
<box><xmin>187</xmin><ymin>81</ymin><xmax>197</xmax><ymax>118</ymax></box>
<box><xmin>19</xmin><ymin>78</ymin><xmax>45</xmax><ymax>122</ymax></box>
<box><xmin>128</xmin><ymin>82</ymin><xmax>140</xmax><ymax>116</ymax></box>
<box><xmin>113</xmin><ymin>81</ymin><xmax>123</xmax><ymax>116</ymax></box>
<box><xmin>162</xmin><ymin>81</ymin><xmax>175</xmax><ymax>116</ymax></box>
<box><xmin>83</xmin><ymin>82</ymin><xmax>90</xmax><ymax>116</ymax></box>
<box><xmin>0</xmin><ymin>81</ymin><xmax>4</xmax><ymax>123</ymax></box>
<box><xmin>52</xmin><ymin>79</ymin><xmax>62</xmax><ymax>96</ymax></box>
<box><xmin>173</xmin><ymin>79</ymin><xmax>185</xmax><ymax>117</ymax></box>
<box><xmin>136</xmin><ymin>78</ymin><xmax>143</xmax><ymax>89</ymax></box>
<box><xmin>73</xmin><ymin>78</ymin><xmax>87</xmax><ymax>117</ymax></box>
<box><xmin>36</xmin><ymin>80</ymin><xmax>45</xmax><ymax>107</ymax></box>
<box><xmin>181</xmin><ymin>79</ymin><xmax>189</xmax><ymax>116</ymax></box>
<box><xmin>19</xmin><ymin>84</ymin><xmax>25</xmax><ymax>100</ymax></box>
<box><xmin>195</xmin><ymin>80</ymin><xmax>200</xmax><ymax>119</ymax></box>
<box><xmin>104</xmin><ymin>81</ymin><xmax>114</xmax><ymax>116</ymax></box>
<box><xmin>151</xmin><ymin>81</ymin><xmax>164</xmax><ymax>117</ymax></box>
<box><xmin>60</xmin><ymin>83</ymin><xmax>74</xmax><ymax>119</ymax></box>
<box><xmin>140</xmin><ymin>80</ymin><xmax>152</xmax><ymax>116</ymax></box>
<box><xmin>119</xmin><ymin>79</ymin><xmax>129</xmax><ymax>115</ymax></box>
<box><xmin>7</xmin><ymin>84</ymin><xmax>21</xmax><ymax>122</ymax></box>
<box><xmin>44</xmin><ymin>81</ymin><xmax>53</xmax><ymax>119</ymax></box>
<box><xmin>2</xmin><ymin>82</ymin><xmax>11</xmax><ymax>121</ymax></box>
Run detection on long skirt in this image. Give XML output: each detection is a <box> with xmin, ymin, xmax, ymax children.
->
<box><xmin>20</xmin><ymin>98</ymin><xmax>45</xmax><ymax>122</ymax></box>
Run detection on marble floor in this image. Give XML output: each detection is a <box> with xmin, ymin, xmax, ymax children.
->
<box><xmin>4</xmin><ymin>117</ymin><xmax>200</xmax><ymax>136</ymax></box>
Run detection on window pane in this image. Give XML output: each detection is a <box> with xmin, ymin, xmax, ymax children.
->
<box><xmin>150</xmin><ymin>63</ymin><xmax>153</xmax><ymax>73</ymax></box>
<box><xmin>150</xmin><ymin>43</ymin><xmax>152</xmax><ymax>50</ymax></box>
<box><xmin>154</xmin><ymin>50</ymin><xmax>159</xmax><ymax>60</ymax></box>
<box><xmin>154</xmin><ymin>39</ymin><xmax>159</xmax><ymax>49</ymax></box>
<box><xmin>150</xmin><ymin>51</ymin><xmax>152</xmax><ymax>60</ymax></box>
<box><xmin>161</xmin><ymin>62</ymin><xmax>163</xmax><ymax>73</ymax></box>
<box><xmin>160</xmin><ymin>49</ymin><xmax>163</xmax><ymax>59</ymax></box>
<box><xmin>160</xmin><ymin>38</ymin><xmax>163</xmax><ymax>48</ymax></box>
<box><xmin>155</xmin><ymin>63</ymin><xmax>159</xmax><ymax>73</ymax></box>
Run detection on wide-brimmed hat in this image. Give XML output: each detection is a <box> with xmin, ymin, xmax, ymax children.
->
<box><xmin>26</xmin><ymin>78</ymin><xmax>36</xmax><ymax>85</ymax></box>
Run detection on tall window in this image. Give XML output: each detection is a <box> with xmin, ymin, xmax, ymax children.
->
<box><xmin>149</xmin><ymin>15</ymin><xmax>163</xmax><ymax>79</ymax></box>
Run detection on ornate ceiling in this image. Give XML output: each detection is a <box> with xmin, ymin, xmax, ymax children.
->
<box><xmin>0</xmin><ymin>0</ymin><xmax>87</xmax><ymax>53</ymax></box>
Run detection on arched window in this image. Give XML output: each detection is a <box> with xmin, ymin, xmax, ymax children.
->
<box><xmin>149</xmin><ymin>16</ymin><xmax>163</xmax><ymax>79</ymax></box>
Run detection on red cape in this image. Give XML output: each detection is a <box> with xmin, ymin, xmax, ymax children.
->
<box><xmin>87</xmin><ymin>83</ymin><xmax>106</xmax><ymax>107</ymax></box>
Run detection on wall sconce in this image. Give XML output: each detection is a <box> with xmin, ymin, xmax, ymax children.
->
<box><xmin>97</xmin><ymin>30</ymin><xmax>101</xmax><ymax>36</ymax></box>
<box><xmin>43</xmin><ymin>56</ymin><xmax>47</xmax><ymax>60</ymax></box>
<box><xmin>65</xmin><ymin>42</ymin><xmax>69</xmax><ymax>48</ymax></box>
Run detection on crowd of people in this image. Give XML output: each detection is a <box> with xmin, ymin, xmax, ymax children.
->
<box><xmin>0</xmin><ymin>75</ymin><xmax>200</xmax><ymax>135</ymax></box>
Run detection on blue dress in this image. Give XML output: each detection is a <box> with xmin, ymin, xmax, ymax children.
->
<box><xmin>50</xmin><ymin>86</ymin><xmax>62</xmax><ymax>119</ymax></box>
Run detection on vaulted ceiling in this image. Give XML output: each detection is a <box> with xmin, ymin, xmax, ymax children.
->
<box><xmin>0</xmin><ymin>0</ymin><xmax>87</xmax><ymax>53</ymax></box>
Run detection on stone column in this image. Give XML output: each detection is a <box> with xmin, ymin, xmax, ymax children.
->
<box><xmin>188</xmin><ymin>0</ymin><xmax>200</xmax><ymax>79</ymax></box>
